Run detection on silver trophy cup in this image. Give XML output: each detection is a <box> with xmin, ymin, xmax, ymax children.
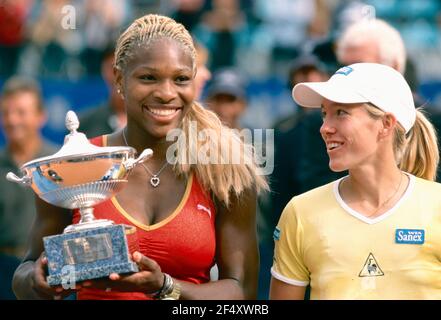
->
<box><xmin>6</xmin><ymin>111</ymin><xmax>152</xmax><ymax>286</ymax></box>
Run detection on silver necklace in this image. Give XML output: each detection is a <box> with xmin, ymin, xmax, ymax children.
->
<box><xmin>368</xmin><ymin>172</ymin><xmax>403</xmax><ymax>217</ymax></box>
<box><xmin>341</xmin><ymin>172</ymin><xmax>404</xmax><ymax>218</ymax></box>
<box><xmin>122</xmin><ymin>128</ymin><xmax>168</xmax><ymax>187</ymax></box>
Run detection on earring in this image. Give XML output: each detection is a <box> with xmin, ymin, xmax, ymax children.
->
<box><xmin>117</xmin><ymin>88</ymin><xmax>124</xmax><ymax>100</ymax></box>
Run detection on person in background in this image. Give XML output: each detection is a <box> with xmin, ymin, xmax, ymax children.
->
<box><xmin>336</xmin><ymin>19</ymin><xmax>406</xmax><ymax>73</ymax></box>
<box><xmin>204</xmin><ymin>67</ymin><xmax>274</xmax><ymax>299</ymax></box>
<box><xmin>205</xmin><ymin>67</ymin><xmax>247</xmax><ymax>130</ymax></box>
<box><xmin>194</xmin><ymin>40</ymin><xmax>212</xmax><ymax>100</ymax></box>
<box><xmin>79</xmin><ymin>0</ymin><xmax>131</xmax><ymax>76</ymax></box>
<box><xmin>271</xmin><ymin>54</ymin><xmax>330</xmax><ymax>236</ymax></box>
<box><xmin>171</xmin><ymin>0</ymin><xmax>207</xmax><ymax>33</ymax></box>
<box><xmin>193</xmin><ymin>0</ymin><xmax>249</xmax><ymax>72</ymax></box>
<box><xmin>0</xmin><ymin>0</ymin><xmax>32</xmax><ymax>78</ymax></box>
<box><xmin>0</xmin><ymin>76</ymin><xmax>57</xmax><ymax>299</ymax></box>
<box><xmin>262</xmin><ymin>54</ymin><xmax>330</xmax><ymax>300</ymax></box>
<box><xmin>79</xmin><ymin>46</ymin><xmax>126</xmax><ymax>138</ymax></box>
<box><xmin>27</xmin><ymin>0</ymin><xmax>80</xmax><ymax>78</ymax></box>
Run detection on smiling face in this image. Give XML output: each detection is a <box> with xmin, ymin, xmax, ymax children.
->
<box><xmin>117</xmin><ymin>37</ymin><xmax>196</xmax><ymax>139</ymax></box>
<box><xmin>320</xmin><ymin>99</ymin><xmax>385</xmax><ymax>172</ymax></box>
<box><xmin>0</xmin><ymin>91</ymin><xmax>45</xmax><ymax>146</ymax></box>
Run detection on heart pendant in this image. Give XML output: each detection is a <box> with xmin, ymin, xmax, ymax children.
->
<box><xmin>150</xmin><ymin>176</ymin><xmax>160</xmax><ymax>187</ymax></box>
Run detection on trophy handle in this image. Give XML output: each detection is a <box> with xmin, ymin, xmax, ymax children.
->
<box><xmin>6</xmin><ymin>172</ymin><xmax>32</xmax><ymax>186</ymax></box>
<box><xmin>123</xmin><ymin>148</ymin><xmax>153</xmax><ymax>170</ymax></box>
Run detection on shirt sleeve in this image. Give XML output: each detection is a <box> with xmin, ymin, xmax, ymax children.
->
<box><xmin>271</xmin><ymin>198</ymin><xmax>310</xmax><ymax>286</ymax></box>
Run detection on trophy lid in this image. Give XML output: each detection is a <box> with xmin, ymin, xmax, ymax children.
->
<box><xmin>22</xmin><ymin>110</ymin><xmax>134</xmax><ymax>168</ymax></box>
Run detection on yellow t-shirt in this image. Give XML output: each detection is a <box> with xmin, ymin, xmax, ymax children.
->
<box><xmin>272</xmin><ymin>174</ymin><xmax>441</xmax><ymax>299</ymax></box>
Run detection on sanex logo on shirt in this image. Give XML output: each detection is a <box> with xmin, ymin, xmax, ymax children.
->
<box><xmin>395</xmin><ymin>229</ymin><xmax>425</xmax><ymax>244</ymax></box>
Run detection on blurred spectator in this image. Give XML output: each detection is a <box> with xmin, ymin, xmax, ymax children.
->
<box><xmin>288</xmin><ymin>54</ymin><xmax>330</xmax><ymax>85</ymax></box>
<box><xmin>257</xmin><ymin>54</ymin><xmax>330</xmax><ymax>300</ymax></box>
<box><xmin>171</xmin><ymin>0</ymin><xmax>208</xmax><ymax>32</ymax></box>
<box><xmin>253</xmin><ymin>0</ymin><xmax>331</xmax><ymax>75</ymax></box>
<box><xmin>205</xmin><ymin>67</ymin><xmax>247</xmax><ymax>129</ymax></box>
<box><xmin>78</xmin><ymin>46</ymin><xmax>126</xmax><ymax>137</ymax></box>
<box><xmin>204</xmin><ymin>66</ymin><xmax>274</xmax><ymax>299</ymax></box>
<box><xmin>308</xmin><ymin>0</ymin><xmax>332</xmax><ymax>40</ymax></box>
<box><xmin>193</xmin><ymin>0</ymin><xmax>251</xmax><ymax>71</ymax></box>
<box><xmin>0</xmin><ymin>0</ymin><xmax>34</xmax><ymax>77</ymax></box>
<box><xmin>271</xmin><ymin>54</ymin><xmax>330</xmax><ymax>221</ymax></box>
<box><xmin>27</xmin><ymin>0</ymin><xmax>82</xmax><ymax>78</ymax></box>
<box><xmin>256</xmin><ymin>57</ymin><xmax>328</xmax><ymax>299</ymax></box>
<box><xmin>336</xmin><ymin>18</ymin><xmax>406</xmax><ymax>73</ymax></box>
<box><xmin>312</xmin><ymin>1</ymin><xmax>375</xmax><ymax>73</ymax></box>
<box><xmin>0</xmin><ymin>76</ymin><xmax>57</xmax><ymax>299</ymax></box>
<box><xmin>79</xmin><ymin>0</ymin><xmax>132</xmax><ymax>75</ymax></box>
<box><xmin>24</xmin><ymin>0</ymin><xmax>131</xmax><ymax>79</ymax></box>
<box><xmin>194</xmin><ymin>40</ymin><xmax>212</xmax><ymax>100</ymax></box>
<box><xmin>333</xmin><ymin>0</ymin><xmax>373</xmax><ymax>35</ymax></box>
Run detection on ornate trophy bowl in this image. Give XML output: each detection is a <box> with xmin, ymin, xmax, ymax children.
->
<box><xmin>6</xmin><ymin>111</ymin><xmax>152</xmax><ymax>286</ymax></box>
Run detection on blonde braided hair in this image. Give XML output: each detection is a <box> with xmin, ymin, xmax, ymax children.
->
<box><xmin>115</xmin><ymin>14</ymin><xmax>196</xmax><ymax>72</ymax></box>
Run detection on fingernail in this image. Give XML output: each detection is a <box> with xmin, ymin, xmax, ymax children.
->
<box><xmin>109</xmin><ymin>273</ymin><xmax>120</xmax><ymax>280</ymax></box>
<box><xmin>54</xmin><ymin>295</ymin><xmax>61</xmax><ymax>300</ymax></box>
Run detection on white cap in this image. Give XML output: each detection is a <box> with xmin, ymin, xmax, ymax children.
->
<box><xmin>292</xmin><ymin>63</ymin><xmax>416</xmax><ymax>133</ymax></box>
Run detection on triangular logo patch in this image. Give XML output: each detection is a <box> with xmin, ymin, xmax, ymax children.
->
<box><xmin>358</xmin><ymin>253</ymin><xmax>384</xmax><ymax>277</ymax></box>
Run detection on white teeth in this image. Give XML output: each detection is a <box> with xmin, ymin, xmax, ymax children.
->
<box><xmin>147</xmin><ymin>108</ymin><xmax>178</xmax><ymax>116</ymax></box>
<box><xmin>328</xmin><ymin>142</ymin><xmax>341</xmax><ymax>150</ymax></box>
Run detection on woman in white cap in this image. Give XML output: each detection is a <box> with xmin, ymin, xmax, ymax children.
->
<box><xmin>270</xmin><ymin>62</ymin><xmax>441</xmax><ymax>299</ymax></box>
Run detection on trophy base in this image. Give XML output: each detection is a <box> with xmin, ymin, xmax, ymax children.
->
<box><xmin>63</xmin><ymin>219</ymin><xmax>115</xmax><ymax>233</ymax></box>
<box><xmin>43</xmin><ymin>224</ymin><xmax>139</xmax><ymax>286</ymax></box>
<box><xmin>46</xmin><ymin>261</ymin><xmax>138</xmax><ymax>286</ymax></box>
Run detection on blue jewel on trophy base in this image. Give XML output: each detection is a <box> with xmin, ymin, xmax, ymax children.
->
<box><xmin>44</xmin><ymin>224</ymin><xmax>138</xmax><ymax>286</ymax></box>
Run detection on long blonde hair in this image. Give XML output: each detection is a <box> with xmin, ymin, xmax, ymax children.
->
<box><xmin>365</xmin><ymin>104</ymin><xmax>439</xmax><ymax>180</ymax></box>
<box><xmin>114</xmin><ymin>14</ymin><xmax>268</xmax><ymax>205</ymax></box>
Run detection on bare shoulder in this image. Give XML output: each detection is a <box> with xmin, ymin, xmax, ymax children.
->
<box><xmin>215</xmin><ymin>186</ymin><xmax>257</xmax><ymax>219</ymax></box>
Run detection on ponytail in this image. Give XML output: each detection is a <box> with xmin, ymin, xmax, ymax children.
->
<box><xmin>398</xmin><ymin>108</ymin><xmax>439</xmax><ymax>180</ymax></box>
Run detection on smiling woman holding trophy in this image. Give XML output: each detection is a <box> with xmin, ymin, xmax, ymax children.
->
<box><xmin>11</xmin><ymin>14</ymin><xmax>267</xmax><ymax>300</ymax></box>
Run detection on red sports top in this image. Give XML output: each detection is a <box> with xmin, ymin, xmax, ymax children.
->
<box><xmin>73</xmin><ymin>136</ymin><xmax>216</xmax><ymax>300</ymax></box>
